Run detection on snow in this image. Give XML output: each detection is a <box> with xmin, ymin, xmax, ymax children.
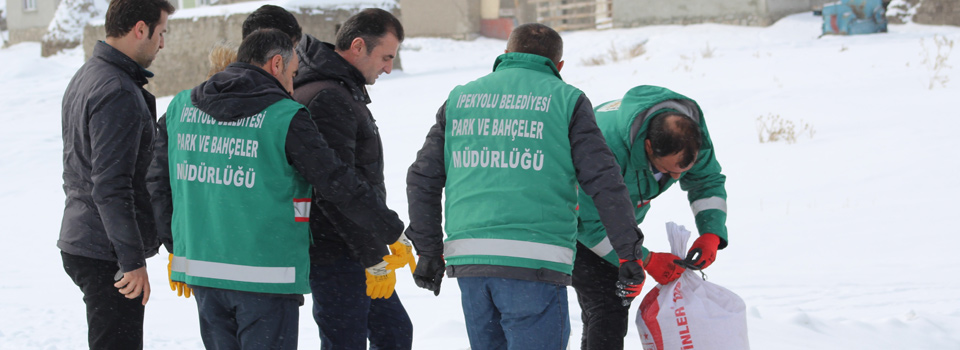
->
<box><xmin>2</xmin><ymin>12</ymin><xmax>959</xmax><ymax>349</ymax></box>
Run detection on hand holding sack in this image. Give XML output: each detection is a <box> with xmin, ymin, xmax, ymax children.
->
<box><xmin>637</xmin><ymin>222</ymin><xmax>748</xmax><ymax>350</ymax></box>
<box><xmin>644</xmin><ymin>252</ymin><xmax>686</xmax><ymax>285</ymax></box>
<box><xmin>167</xmin><ymin>253</ymin><xmax>192</xmax><ymax>298</ymax></box>
<box><xmin>684</xmin><ymin>233</ymin><xmax>721</xmax><ymax>270</ymax></box>
<box><xmin>412</xmin><ymin>255</ymin><xmax>444</xmax><ymax>296</ymax></box>
<box><xmin>365</xmin><ymin>261</ymin><xmax>397</xmax><ymax>299</ymax></box>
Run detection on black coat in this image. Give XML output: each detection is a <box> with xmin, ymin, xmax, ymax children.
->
<box><xmin>292</xmin><ymin>35</ymin><xmax>399</xmax><ymax>268</ymax></box>
<box><xmin>58</xmin><ymin>41</ymin><xmax>160</xmax><ymax>272</ymax></box>
<box><xmin>147</xmin><ymin>62</ymin><xmax>403</xmax><ymax>258</ymax></box>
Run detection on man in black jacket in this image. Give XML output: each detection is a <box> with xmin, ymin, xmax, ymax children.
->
<box><xmin>58</xmin><ymin>0</ymin><xmax>174</xmax><ymax>348</ymax></box>
<box><xmin>292</xmin><ymin>8</ymin><xmax>413</xmax><ymax>350</ymax></box>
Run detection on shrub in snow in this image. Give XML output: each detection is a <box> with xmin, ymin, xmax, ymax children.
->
<box><xmin>921</xmin><ymin>35</ymin><xmax>954</xmax><ymax>90</ymax></box>
<box><xmin>41</xmin><ymin>0</ymin><xmax>98</xmax><ymax>57</ymax></box>
<box><xmin>887</xmin><ymin>0</ymin><xmax>921</xmax><ymax>24</ymax></box>
<box><xmin>756</xmin><ymin>114</ymin><xmax>815</xmax><ymax>144</ymax></box>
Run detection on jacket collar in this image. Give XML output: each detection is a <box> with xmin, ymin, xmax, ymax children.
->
<box><xmin>93</xmin><ymin>41</ymin><xmax>153</xmax><ymax>86</ymax></box>
<box><xmin>294</xmin><ymin>35</ymin><xmax>371</xmax><ymax>104</ymax></box>
<box><xmin>492</xmin><ymin>52</ymin><xmax>562</xmax><ymax>80</ymax></box>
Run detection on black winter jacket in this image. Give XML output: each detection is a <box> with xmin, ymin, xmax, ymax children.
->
<box><xmin>146</xmin><ymin>62</ymin><xmax>403</xmax><ymax>258</ymax></box>
<box><xmin>292</xmin><ymin>35</ymin><xmax>400</xmax><ymax>268</ymax></box>
<box><xmin>58</xmin><ymin>41</ymin><xmax>160</xmax><ymax>272</ymax></box>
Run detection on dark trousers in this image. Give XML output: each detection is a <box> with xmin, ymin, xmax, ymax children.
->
<box><xmin>61</xmin><ymin>251</ymin><xmax>144</xmax><ymax>350</ymax></box>
<box><xmin>571</xmin><ymin>243</ymin><xmax>630</xmax><ymax>350</ymax></box>
<box><xmin>310</xmin><ymin>254</ymin><xmax>413</xmax><ymax>350</ymax></box>
<box><xmin>192</xmin><ymin>286</ymin><xmax>300</xmax><ymax>350</ymax></box>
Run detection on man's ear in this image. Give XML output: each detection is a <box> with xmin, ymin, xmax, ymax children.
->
<box><xmin>351</xmin><ymin>37</ymin><xmax>366</xmax><ymax>54</ymax></box>
<box><xmin>134</xmin><ymin>20</ymin><xmax>148</xmax><ymax>40</ymax></box>
<box><xmin>556</xmin><ymin>60</ymin><xmax>564</xmax><ymax>72</ymax></box>
<box><xmin>271</xmin><ymin>55</ymin><xmax>284</xmax><ymax>75</ymax></box>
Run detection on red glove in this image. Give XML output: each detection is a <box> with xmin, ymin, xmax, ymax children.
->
<box><xmin>644</xmin><ymin>252</ymin><xmax>685</xmax><ymax>285</ymax></box>
<box><xmin>684</xmin><ymin>233</ymin><xmax>721</xmax><ymax>270</ymax></box>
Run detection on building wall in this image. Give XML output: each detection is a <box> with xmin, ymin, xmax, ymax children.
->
<box><xmin>612</xmin><ymin>0</ymin><xmax>821</xmax><ymax>28</ymax></box>
<box><xmin>81</xmin><ymin>8</ymin><xmax>392</xmax><ymax>97</ymax></box>
<box><xmin>399</xmin><ymin>0</ymin><xmax>480</xmax><ymax>39</ymax></box>
<box><xmin>613</xmin><ymin>0</ymin><xmax>765</xmax><ymax>27</ymax></box>
<box><xmin>765</xmin><ymin>0</ymin><xmax>806</xmax><ymax>19</ymax></box>
<box><xmin>6</xmin><ymin>0</ymin><xmax>60</xmax><ymax>44</ymax></box>
<box><xmin>914</xmin><ymin>0</ymin><xmax>960</xmax><ymax>26</ymax></box>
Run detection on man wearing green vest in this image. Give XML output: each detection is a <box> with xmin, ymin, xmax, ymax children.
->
<box><xmin>146</xmin><ymin>29</ymin><xmax>402</xmax><ymax>349</ymax></box>
<box><xmin>405</xmin><ymin>23</ymin><xmax>647</xmax><ymax>350</ymax></box>
<box><xmin>573</xmin><ymin>85</ymin><xmax>728</xmax><ymax>350</ymax></box>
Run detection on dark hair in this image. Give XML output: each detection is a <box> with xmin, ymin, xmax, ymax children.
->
<box><xmin>335</xmin><ymin>8</ymin><xmax>404</xmax><ymax>53</ymax></box>
<box><xmin>506</xmin><ymin>23</ymin><xmax>563</xmax><ymax>65</ymax></box>
<box><xmin>237</xmin><ymin>29</ymin><xmax>295</xmax><ymax>67</ymax></box>
<box><xmin>104</xmin><ymin>0</ymin><xmax>175</xmax><ymax>39</ymax></box>
<box><xmin>242</xmin><ymin>5</ymin><xmax>302</xmax><ymax>43</ymax></box>
<box><xmin>646</xmin><ymin>113</ymin><xmax>702</xmax><ymax>168</ymax></box>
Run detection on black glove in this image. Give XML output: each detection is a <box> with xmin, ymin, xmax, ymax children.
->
<box><xmin>615</xmin><ymin>259</ymin><xmax>646</xmax><ymax>306</ymax></box>
<box><xmin>412</xmin><ymin>255</ymin><xmax>445</xmax><ymax>296</ymax></box>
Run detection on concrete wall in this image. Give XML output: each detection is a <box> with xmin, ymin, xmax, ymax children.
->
<box><xmin>765</xmin><ymin>0</ymin><xmax>814</xmax><ymax>20</ymax></box>
<box><xmin>914</xmin><ymin>0</ymin><xmax>960</xmax><ymax>26</ymax></box>
<box><xmin>82</xmin><ymin>8</ymin><xmax>394</xmax><ymax>97</ymax></box>
<box><xmin>612</xmin><ymin>0</ymin><xmax>821</xmax><ymax>28</ymax></box>
<box><xmin>399</xmin><ymin>0</ymin><xmax>480</xmax><ymax>39</ymax></box>
<box><xmin>612</xmin><ymin>0</ymin><xmax>767</xmax><ymax>27</ymax></box>
<box><xmin>6</xmin><ymin>0</ymin><xmax>60</xmax><ymax>44</ymax></box>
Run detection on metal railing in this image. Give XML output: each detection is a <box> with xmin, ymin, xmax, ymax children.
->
<box><xmin>532</xmin><ymin>0</ymin><xmax>613</xmax><ymax>31</ymax></box>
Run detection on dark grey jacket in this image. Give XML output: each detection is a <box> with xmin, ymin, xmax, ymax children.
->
<box><xmin>58</xmin><ymin>41</ymin><xmax>160</xmax><ymax>272</ymax></box>
<box><xmin>292</xmin><ymin>35</ymin><xmax>399</xmax><ymax>268</ymax></box>
<box><xmin>147</xmin><ymin>62</ymin><xmax>403</xmax><ymax>258</ymax></box>
<box><xmin>406</xmin><ymin>94</ymin><xmax>644</xmax><ymax>285</ymax></box>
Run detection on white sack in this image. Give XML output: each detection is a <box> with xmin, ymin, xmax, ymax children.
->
<box><xmin>636</xmin><ymin>222</ymin><xmax>749</xmax><ymax>350</ymax></box>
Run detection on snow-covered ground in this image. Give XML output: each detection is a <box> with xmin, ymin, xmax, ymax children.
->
<box><xmin>1</xmin><ymin>12</ymin><xmax>959</xmax><ymax>349</ymax></box>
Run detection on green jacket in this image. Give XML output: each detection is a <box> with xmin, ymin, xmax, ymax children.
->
<box><xmin>578</xmin><ymin>85</ymin><xmax>728</xmax><ymax>265</ymax></box>
<box><xmin>166</xmin><ymin>90</ymin><xmax>313</xmax><ymax>294</ymax></box>
<box><xmin>442</xmin><ymin>52</ymin><xmax>582</xmax><ymax>275</ymax></box>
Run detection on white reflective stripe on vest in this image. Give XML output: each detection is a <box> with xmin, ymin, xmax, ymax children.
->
<box><xmin>587</xmin><ymin>236</ymin><xmax>614</xmax><ymax>258</ymax></box>
<box><xmin>690</xmin><ymin>196</ymin><xmax>727</xmax><ymax>215</ymax></box>
<box><xmin>171</xmin><ymin>256</ymin><xmax>296</xmax><ymax>284</ymax></box>
<box><xmin>445</xmin><ymin>238</ymin><xmax>574</xmax><ymax>265</ymax></box>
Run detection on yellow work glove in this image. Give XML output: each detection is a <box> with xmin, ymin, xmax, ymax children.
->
<box><xmin>384</xmin><ymin>233</ymin><xmax>417</xmax><ymax>273</ymax></box>
<box><xmin>364</xmin><ymin>261</ymin><xmax>397</xmax><ymax>299</ymax></box>
<box><xmin>167</xmin><ymin>253</ymin><xmax>192</xmax><ymax>298</ymax></box>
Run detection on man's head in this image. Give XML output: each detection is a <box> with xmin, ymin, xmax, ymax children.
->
<box><xmin>644</xmin><ymin>113</ymin><xmax>702</xmax><ymax>180</ymax></box>
<box><xmin>506</xmin><ymin>23</ymin><xmax>564</xmax><ymax>70</ymax></box>
<box><xmin>237</xmin><ymin>29</ymin><xmax>299</xmax><ymax>95</ymax></box>
<box><xmin>104</xmin><ymin>0</ymin><xmax>175</xmax><ymax>68</ymax></box>
<box><xmin>242</xmin><ymin>5</ymin><xmax>302</xmax><ymax>45</ymax></box>
<box><xmin>335</xmin><ymin>8</ymin><xmax>404</xmax><ymax>85</ymax></box>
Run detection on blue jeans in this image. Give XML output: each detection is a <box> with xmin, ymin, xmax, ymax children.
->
<box><xmin>192</xmin><ymin>286</ymin><xmax>300</xmax><ymax>350</ymax></box>
<box><xmin>310</xmin><ymin>254</ymin><xmax>413</xmax><ymax>350</ymax></box>
<box><xmin>458</xmin><ymin>277</ymin><xmax>570</xmax><ymax>350</ymax></box>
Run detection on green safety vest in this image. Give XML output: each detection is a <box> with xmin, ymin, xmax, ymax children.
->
<box><xmin>165</xmin><ymin>90</ymin><xmax>313</xmax><ymax>294</ymax></box>
<box><xmin>443</xmin><ymin>52</ymin><xmax>583</xmax><ymax>275</ymax></box>
<box><xmin>577</xmin><ymin>85</ymin><xmax>728</xmax><ymax>265</ymax></box>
